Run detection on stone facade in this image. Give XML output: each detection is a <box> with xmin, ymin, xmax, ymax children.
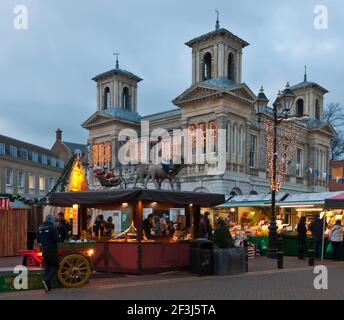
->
<box><xmin>0</xmin><ymin>135</ymin><xmax>63</xmax><ymax>199</ymax></box>
<box><xmin>82</xmin><ymin>25</ymin><xmax>335</xmax><ymax>197</ymax></box>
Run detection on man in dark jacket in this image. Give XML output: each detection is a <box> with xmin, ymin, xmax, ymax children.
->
<box><xmin>37</xmin><ymin>215</ymin><xmax>61</xmax><ymax>293</ymax></box>
<box><xmin>308</xmin><ymin>215</ymin><xmax>324</xmax><ymax>259</ymax></box>
<box><xmin>56</xmin><ymin>212</ymin><xmax>71</xmax><ymax>242</ymax></box>
<box><xmin>143</xmin><ymin>214</ymin><xmax>154</xmax><ymax>239</ymax></box>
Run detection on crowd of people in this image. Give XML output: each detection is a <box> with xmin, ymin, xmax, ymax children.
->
<box><xmin>297</xmin><ymin>214</ymin><xmax>344</xmax><ymax>261</ymax></box>
<box><xmin>143</xmin><ymin>214</ymin><xmax>176</xmax><ymax>239</ymax></box>
<box><xmin>92</xmin><ymin>214</ymin><xmax>115</xmax><ymax>237</ymax></box>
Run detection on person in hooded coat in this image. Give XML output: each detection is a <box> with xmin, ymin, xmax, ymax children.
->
<box><xmin>36</xmin><ymin>215</ymin><xmax>61</xmax><ymax>292</ymax></box>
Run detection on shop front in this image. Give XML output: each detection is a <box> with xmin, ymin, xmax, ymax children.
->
<box><xmin>49</xmin><ymin>189</ymin><xmax>224</xmax><ymax>274</ymax></box>
<box><xmin>216</xmin><ymin>191</ymin><xmax>344</xmax><ymax>258</ymax></box>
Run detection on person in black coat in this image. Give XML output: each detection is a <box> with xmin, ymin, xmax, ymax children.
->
<box><xmin>143</xmin><ymin>214</ymin><xmax>154</xmax><ymax>239</ymax></box>
<box><xmin>308</xmin><ymin>215</ymin><xmax>324</xmax><ymax>259</ymax></box>
<box><xmin>297</xmin><ymin>216</ymin><xmax>307</xmax><ymax>260</ymax></box>
<box><xmin>36</xmin><ymin>215</ymin><xmax>61</xmax><ymax>293</ymax></box>
<box><xmin>56</xmin><ymin>212</ymin><xmax>71</xmax><ymax>242</ymax></box>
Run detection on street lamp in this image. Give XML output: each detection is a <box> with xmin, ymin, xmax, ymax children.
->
<box><xmin>254</xmin><ymin>83</ymin><xmax>296</xmax><ymax>259</ymax></box>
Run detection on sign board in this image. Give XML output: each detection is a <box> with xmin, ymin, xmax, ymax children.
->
<box><xmin>72</xmin><ymin>204</ymin><xmax>78</xmax><ymax>236</ymax></box>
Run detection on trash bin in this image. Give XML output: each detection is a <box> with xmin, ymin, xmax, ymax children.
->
<box><xmin>189</xmin><ymin>239</ymin><xmax>213</xmax><ymax>276</ymax></box>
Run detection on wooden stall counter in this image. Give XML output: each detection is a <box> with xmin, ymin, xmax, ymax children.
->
<box><xmin>92</xmin><ymin>239</ymin><xmax>191</xmax><ymax>274</ymax></box>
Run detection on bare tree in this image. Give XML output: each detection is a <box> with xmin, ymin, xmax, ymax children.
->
<box><xmin>324</xmin><ymin>103</ymin><xmax>344</xmax><ymax>160</ymax></box>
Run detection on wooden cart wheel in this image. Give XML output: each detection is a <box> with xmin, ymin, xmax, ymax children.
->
<box><xmin>58</xmin><ymin>254</ymin><xmax>92</xmax><ymax>288</ymax></box>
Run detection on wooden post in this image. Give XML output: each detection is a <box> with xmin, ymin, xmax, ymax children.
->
<box><xmin>193</xmin><ymin>204</ymin><xmax>200</xmax><ymax>239</ymax></box>
<box><xmin>136</xmin><ymin>200</ymin><xmax>143</xmax><ymax>274</ymax></box>
<box><xmin>79</xmin><ymin>205</ymin><xmax>87</xmax><ymax>237</ymax></box>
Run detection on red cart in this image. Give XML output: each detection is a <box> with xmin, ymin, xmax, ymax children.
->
<box><xmin>19</xmin><ymin>241</ymin><xmax>96</xmax><ymax>288</ymax></box>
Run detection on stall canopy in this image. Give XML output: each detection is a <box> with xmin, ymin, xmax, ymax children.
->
<box><xmin>217</xmin><ymin>192</ymin><xmax>288</xmax><ymax>208</ymax></box>
<box><xmin>50</xmin><ymin>189</ymin><xmax>225</xmax><ymax>208</ymax></box>
<box><xmin>277</xmin><ymin>191</ymin><xmax>343</xmax><ymax>207</ymax></box>
<box><xmin>325</xmin><ymin>192</ymin><xmax>344</xmax><ymax>209</ymax></box>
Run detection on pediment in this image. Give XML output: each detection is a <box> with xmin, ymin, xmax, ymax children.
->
<box><xmin>81</xmin><ymin>112</ymin><xmax>113</xmax><ymax>128</ymax></box>
<box><xmin>172</xmin><ymin>85</ymin><xmax>222</xmax><ymax>106</ymax></box>
<box><xmin>319</xmin><ymin>123</ymin><xmax>337</xmax><ymax>136</ymax></box>
<box><xmin>226</xmin><ymin>84</ymin><xmax>257</xmax><ymax>102</ymax></box>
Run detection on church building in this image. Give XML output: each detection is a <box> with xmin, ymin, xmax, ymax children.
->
<box><xmin>82</xmin><ymin>20</ymin><xmax>335</xmax><ymax>197</ymax></box>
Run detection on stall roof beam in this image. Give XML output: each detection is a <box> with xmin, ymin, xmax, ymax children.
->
<box><xmin>50</xmin><ymin>189</ymin><xmax>225</xmax><ymax>208</ymax></box>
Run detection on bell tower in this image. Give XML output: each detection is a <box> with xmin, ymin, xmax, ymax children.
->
<box><xmin>185</xmin><ymin>16</ymin><xmax>249</xmax><ymax>85</ymax></box>
<box><xmin>92</xmin><ymin>53</ymin><xmax>142</xmax><ymax>119</ymax></box>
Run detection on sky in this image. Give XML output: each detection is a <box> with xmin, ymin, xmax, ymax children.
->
<box><xmin>0</xmin><ymin>0</ymin><xmax>343</xmax><ymax>149</ymax></box>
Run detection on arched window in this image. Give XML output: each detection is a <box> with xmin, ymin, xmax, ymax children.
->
<box><xmin>315</xmin><ymin>99</ymin><xmax>321</xmax><ymax>120</ymax></box>
<box><xmin>198</xmin><ymin>123</ymin><xmax>207</xmax><ymax>154</ymax></box>
<box><xmin>122</xmin><ymin>87</ymin><xmax>130</xmax><ymax>110</ymax></box>
<box><xmin>250</xmin><ymin>191</ymin><xmax>258</xmax><ymax>195</ymax></box>
<box><xmin>208</xmin><ymin>121</ymin><xmax>218</xmax><ymax>153</ymax></box>
<box><xmin>237</xmin><ymin>126</ymin><xmax>244</xmax><ymax>156</ymax></box>
<box><xmin>202</xmin><ymin>53</ymin><xmax>212</xmax><ymax>81</ymax></box>
<box><xmin>188</xmin><ymin>124</ymin><xmax>197</xmax><ymax>156</ymax></box>
<box><xmin>103</xmin><ymin>87</ymin><xmax>110</xmax><ymax>109</ymax></box>
<box><xmin>232</xmin><ymin>124</ymin><xmax>237</xmax><ymax>154</ymax></box>
<box><xmin>296</xmin><ymin>99</ymin><xmax>304</xmax><ymax>116</ymax></box>
<box><xmin>226</xmin><ymin>122</ymin><xmax>231</xmax><ymax>153</ymax></box>
<box><xmin>227</xmin><ymin>53</ymin><xmax>235</xmax><ymax>82</ymax></box>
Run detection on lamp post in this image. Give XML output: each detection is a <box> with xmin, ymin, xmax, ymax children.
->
<box><xmin>254</xmin><ymin>83</ymin><xmax>296</xmax><ymax>259</ymax></box>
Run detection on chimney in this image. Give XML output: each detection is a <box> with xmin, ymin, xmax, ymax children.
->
<box><xmin>56</xmin><ymin>129</ymin><xmax>62</xmax><ymax>141</ymax></box>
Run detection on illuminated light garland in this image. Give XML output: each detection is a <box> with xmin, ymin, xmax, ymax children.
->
<box><xmin>264</xmin><ymin>117</ymin><xmax>306</xmax><ymax>192</ymax></box>
<box><xmin>92</xmin><ymin>142</ymin><xmax>112</xmax><ymax>166</ymax></box>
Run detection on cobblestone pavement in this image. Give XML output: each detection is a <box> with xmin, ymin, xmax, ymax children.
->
<box><xmin>1</xmin><ymin>262</ymin><xmax>343</xmax><ymax>300</ymax></box>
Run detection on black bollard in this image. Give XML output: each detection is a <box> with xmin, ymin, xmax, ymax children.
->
<box><xmin>308</xmin><ymin>236</ymin><xmax>315</xmax><ymax>266</ymax></box>
<box><xmin>277</xmin><ymin>234</ymin><xmax>284</xmax><ymax>269</ymax></box>
<box><xmin>244</xmin><ymin>239</ymin><xmax>249</xmax><ymax>272</ymax></box>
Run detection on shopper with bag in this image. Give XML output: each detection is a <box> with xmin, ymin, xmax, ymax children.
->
<box><xmin>329</xmin><ymin>220</ymin><xmax>344</xmax><ymax>261</ymax></box>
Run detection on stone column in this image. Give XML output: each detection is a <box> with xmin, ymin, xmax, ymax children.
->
<box><xmin>192</xmin><ymin>51</ymin><xmax>196</xmax><ymax>85</ymax></box>
<box><xmin>195</xmin><ymin>51</ymin><xmax>200</xmax><ymax>83</ymax></box>
<box><xmin>213</xmin><ymin>44</ymin><xmax>218</xmax><ymax>78</ymax></box>
<box><xmin>97</xmin><ymin>84</ymin><xmax>101</xmax><ymax>111</ymax></box>
<box><xmin>218</xmin><ymin>42</ymin><xmax>225</xmax><ymax>77</ymax></box>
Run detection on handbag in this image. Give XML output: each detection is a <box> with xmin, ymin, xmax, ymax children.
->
<box><xmin>326</xmin><ymin>242</ymin><xmax>333</xmax><ymax>255</ymax></box>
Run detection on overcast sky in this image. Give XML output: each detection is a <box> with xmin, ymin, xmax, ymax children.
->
<box><xmin>0</xmin><ymin>0</ymin><xmax>343</xmax><ymax>148</ymax></box>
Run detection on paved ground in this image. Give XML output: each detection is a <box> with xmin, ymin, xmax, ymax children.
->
<box><xmin>0</xmin><ymin>257</ymin><xmax>343</xmax><ymax>300</ymax></box>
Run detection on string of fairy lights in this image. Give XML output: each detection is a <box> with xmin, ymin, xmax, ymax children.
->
<box><xmin>264</xmin><ymin>117</ymin><xmax>306</xmax><ymax>192</ymax></box>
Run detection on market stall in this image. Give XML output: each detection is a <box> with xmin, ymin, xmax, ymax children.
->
<box><xmin>49</xmin><ymin>189</ymin><xmax>224</xmax><ymax>274</ymax></box>
<box><xmin>0</xmin><ymin>199</ymin><xmax>31</xmax><ymax>257</ymax></box>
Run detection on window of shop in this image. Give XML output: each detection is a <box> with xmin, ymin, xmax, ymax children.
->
<box><xmin>0</xmin><ymin>143</ymin><xmax>5</xmax><ymax>155</ymax></box>
<box><xmin>296</xmin><ymin>148</ymin><xmax>304</xmax><ymax>177</ymax></box>
<box><xmin>20</xmin><ymin>149</ymin><xmax>28</xmax><ymax>160</ymax></box>
<box><xmin>31</xmin><ymin>152</ymin><xmax>38</xmax><ymax>163</ymax></box>
<box><xmin>5</xmin><ymin>169</ymin><xmax>13</xmax><ymax>186</ymax></box>
<box><xmin>41</xmin><ymin>154</ymin><xmax>48</xmax><ymax>165</ymax></box>
<box><xmin>10</xmin><ymin>146</ymin><xmax>17</xmax><ymax>158</ymax></box>
<box><xmin>39</xmin><ymin>176</ymin><xmax>45</xmax><ymax>193</ymax></box>
<box><xmin>29</xmin><ymin>173</ymin><xmax>35</xmax><ymax>193</ymax></box>
<box><xmin>17</xmin><ymin>171</ymin><xmax>25</xmax><ymax>189</ymax></box>
<box><xmin>48</xmin><ymin>177</ymin><xmax>54</xmax><ymax>191</ymax></box>
<box><xmin>249</xmin><ymin>134</ymin><xmax>257</xmax><ymax>168</ymax></box>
